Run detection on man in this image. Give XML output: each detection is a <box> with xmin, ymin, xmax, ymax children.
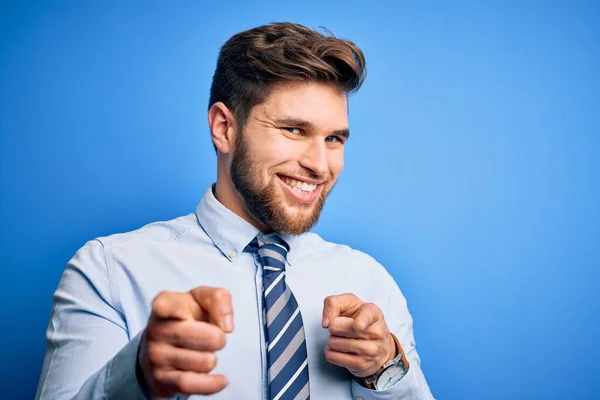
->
<box><xmin>36</xmin><ymin>22</ymin><xmax>434</xmax><ymax>399</ymax></box>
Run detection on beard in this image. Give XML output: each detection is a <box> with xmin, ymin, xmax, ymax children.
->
<box><xmin>230</xmin><ymin>132</ymin><xmax>331</xmax><ymax>235</ymax></box>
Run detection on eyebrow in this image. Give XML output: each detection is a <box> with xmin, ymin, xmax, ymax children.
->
<box><xmin>274</xmin><ymin>117</ymin><xmax>350</xmax><ymax>139</ymax></box>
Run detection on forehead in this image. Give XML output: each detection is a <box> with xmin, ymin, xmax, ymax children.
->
<box><xmin>253</xmin><ymin>82</ymin><xmax>349</xmax><ymax>128</ymax></box>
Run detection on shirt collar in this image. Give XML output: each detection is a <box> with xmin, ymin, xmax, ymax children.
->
<box><xmin>195</xmin><ymin>184</ymin><xmax>304</xmax><ymax>264</ymax></box>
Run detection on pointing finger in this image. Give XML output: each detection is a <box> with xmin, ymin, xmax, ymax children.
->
<box><xmin>322</xmin><ymin>293</ymin><xmax>363</xmax><ymax>328</ymax></box>
<box><xmin>189</xmin><ymin>287</ymin><xmax>234</xmax><ymax>333</ymax></box>
<box><xmin>152</xmin><ymin>291</ymin><xmax>204</xmax><ymax>321</ymax></box>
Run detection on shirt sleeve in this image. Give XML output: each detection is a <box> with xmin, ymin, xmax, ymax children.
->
<box><xmin>35</xmin><ymin>239</ymin><xmax>147</xmax><ymax>400</ymax></box>
<box><xmin>350</xmin><ymin>264</ymin><xmax>435</xmax><ymax>400</ymax></box>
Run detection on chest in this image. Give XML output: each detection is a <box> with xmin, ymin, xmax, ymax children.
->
<box><xmin>113</xmin><ymin>248</ymin><xmax>376</xmax><ymax>399</ymax></box>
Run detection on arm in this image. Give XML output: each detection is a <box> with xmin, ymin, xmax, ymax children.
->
<box><xmin>35</xmin><ymin>239</ymin><xmax>146</xmax><ymax>399</ymax></box>
<box><xmin>350</xmin><ymin>272</ymin><xmax>434</xmax><ymax>400</ymax></box>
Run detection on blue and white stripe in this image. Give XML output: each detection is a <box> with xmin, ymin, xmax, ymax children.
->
<box><xmin>246</xmin><ymin>234</ymin><xmax>310</xmax><ymax>400</ymax></box>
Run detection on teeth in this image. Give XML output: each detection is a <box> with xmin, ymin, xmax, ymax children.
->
<box><xmin>281</xmin><ymin>177</ymin><xmax>318</xmax><ymax>193</ymax></box>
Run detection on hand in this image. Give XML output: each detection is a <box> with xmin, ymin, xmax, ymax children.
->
<box><xmin>138</xmin><ymin>287</ymin><xmax>234</xmax><ymax>398</ymax></box>
<box><xmin>322</xmin><ymin>293</ymin><xmax>396</xmax><ymax>378</ymax></box>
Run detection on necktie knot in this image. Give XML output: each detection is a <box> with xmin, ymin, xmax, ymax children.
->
<box><xmin>245</xmin><ymin>233</ymin><xmax>290</xmax><ymax>274</ymax></box>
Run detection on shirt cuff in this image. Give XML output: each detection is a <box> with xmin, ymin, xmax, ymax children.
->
<box><xmin>350</xmin><ymin>366</ymin><xmax>423</xmax><ymax>400</ymax></box>
<box><xmin>105</xmin><ymin>331</ymin><xmax>148</xmax><ymax>400</ymax></box>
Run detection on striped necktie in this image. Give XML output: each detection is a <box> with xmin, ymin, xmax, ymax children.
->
<box><xmin>246</xmin><ymin>234</ymin><xmax>310</xmax><ymax>400</ymax></box>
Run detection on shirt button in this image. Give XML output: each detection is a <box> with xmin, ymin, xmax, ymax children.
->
<box><xmin>229</xmin><ymin>250</ymin><xmax>237</xmax><ymax>258</ymax></box>
<box><xmin>356</xmin><ymin>397</ymin><xmax>364</xmax><ymax>400</ymax></box>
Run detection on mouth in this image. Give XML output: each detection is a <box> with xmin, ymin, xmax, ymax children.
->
<box><xmin>276</xmin><ymin>174</ymin><xmax>323</xmax><ymax>204</ymax></box>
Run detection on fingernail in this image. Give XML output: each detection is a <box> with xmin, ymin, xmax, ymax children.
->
<box><xmin>322</xmin><ymin>318</ymin><xmax>329</xmax><ymax>328</ymax></box>
<box><xmin>224</xmin><ymin>315</ymin><xmax>234</xmax><ymax>332</ymax></box>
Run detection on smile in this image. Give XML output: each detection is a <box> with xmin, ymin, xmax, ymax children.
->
<box><xmin>279</xmin><ymin>176</ymin><xmax>318</xmax><ymax>193</ymax></box>
<box><xmin>276</xmin><ymin>174</ymin><xmax>323</xmax><ymax>204</ymax></box>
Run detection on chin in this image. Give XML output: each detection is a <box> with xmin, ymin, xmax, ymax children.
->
<box><xmin>272</xmin><ymin>206</ymin><xmax>321</xmax><ymax>235</ymax></box>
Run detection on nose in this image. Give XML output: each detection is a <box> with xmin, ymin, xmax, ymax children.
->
<box><xmin>299</xmin><ymin>139</ymin><xmax>329</xmax><ymax>178</ymax></box>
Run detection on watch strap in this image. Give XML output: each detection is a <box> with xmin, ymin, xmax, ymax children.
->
<box><xmin>357</xmin><ymin>333</ymin><xmax>409</xmax><ymax>390</ymax></box>
<box><xmin>393</xmin><ymin>332</ymin><xmax>410</xmax><ymax>370</ymax></box>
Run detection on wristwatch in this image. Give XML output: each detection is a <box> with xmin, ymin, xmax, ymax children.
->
<box><xmin>357</xmin><ymin>333</ymin><xmax>409</xmax><ymax>391</ymax></box>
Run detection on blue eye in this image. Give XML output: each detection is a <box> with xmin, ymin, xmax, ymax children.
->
<box><xmin>325</xmin><ymin>136</ymin><xmax>343</xmax><ymax>143</ymax></box>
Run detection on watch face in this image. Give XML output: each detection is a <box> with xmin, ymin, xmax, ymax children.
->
<box><xmin>375</xmin><ymin>365</ymin><xmax>406</xmax><ymax>391</ymax></box>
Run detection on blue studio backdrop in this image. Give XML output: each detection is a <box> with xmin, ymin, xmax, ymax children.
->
<box><xmin>1</xmin><ymin>1</ymin><xmax>598</xmax><ymax>399</ymax></box>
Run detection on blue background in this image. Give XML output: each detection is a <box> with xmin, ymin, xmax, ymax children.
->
<box><xmin>1</xmin><ymin>1</ymin><xmax>598</xmax><ymax>399</ymax></box>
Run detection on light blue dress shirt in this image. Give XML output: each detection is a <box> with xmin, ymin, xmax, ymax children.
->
<box><xmin>36</xmin><ymin>185</ymin><xmax>434</xmax><ymax>399</ymax></box>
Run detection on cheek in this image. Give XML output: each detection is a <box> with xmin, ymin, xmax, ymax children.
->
<box><xmin>261</xmin><ymin>152</ymin><xmax>290</xmax><ymax>182</ymax></box>
<box><xmin>329</xmin><ymin>151</ymin><xmax>344</xmax><ymax>178</ymax></box>
<box><xmin>265</xmin><ymin>142</ymin><xmax>298</xmax><ymax>169</ymax></box>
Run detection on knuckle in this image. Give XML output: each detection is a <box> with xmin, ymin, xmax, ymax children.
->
<box><xmin>362</xmin><ymin>302</ymin><xmax>379</xmax><ymax>313</ymax></box>
<box><xmin>324</xmin><ymin>296</ymin><xmax>336</xmax><ymax>306</ymax></box>
<box><xmin>355</xmin><ymin>357</ymin><xmax>369</xmax><ymax>371</ymax></box>
<box><xmin>205</xmin><ymin>352</ymin><xmax>217</xmax><ymax>370</ymax></box>
<box><xmin>366</xmin><ymin>328</ymin><xmax>384</xmax><ymax>341</ymax></box>
<box><xmin>152</xmin><ymin>368</ymin><xmax>167</xmax><ymax>385</ymax></box>
<box><xmin>202</xmin><ymin>325</ymin><xmax>226</xmax><ymax>350</ymax></box>
<box><xmin>152</xmin><ymin>291</ymin><xmax>170</xmax><ymax>310</ymax></box>
<box><xmin>345</xmin><ymin>341</ymin><xmax>355</xmax><ymax>354</ymax></box>
<box><xmin>210</xmin><ymin>331</ymin><xmax>227</xmax><ymax>350</ymax></box>
<box><xmin>363</xmin><ymin>301</ymin><xmax>376</xmax><ymax>309</ymax></box>
<box><xmin>172</xmin><ymin>324</ymin><xmax>186</xmax><ymax>347</ymax></box>
<box><xmin>213</xmin><ymin>288</ymin><xmax>232</xmax><ymax>301</ymax></box>
<box><xmin>176</xmin><ymin>372</ymin><xmax>195</xmax><ymax>394</ymax></box>
<box><xmin>364</xmin><ymin>342</ymin><xmax>378</xmax><ymax>357</ymax></box>
<box><xmin>146</xmin><ymin>345</ymin><xmax>164</xmax><ymax>367</ymax></box>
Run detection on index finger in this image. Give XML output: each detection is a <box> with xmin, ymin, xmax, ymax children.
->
<box><xmin>322</xmin><ymin>293</ymin><xmax>362</xmax><ymax>328</ymax></box>
<box><xmin>189</xmin><ymin>287</ymin><xmax>234</xmax><ymax>333</ymax></box>
<box><xmin>152</xmin><ymin>291</ymin><xmax>205</xmax><ymax>321</ymax></box>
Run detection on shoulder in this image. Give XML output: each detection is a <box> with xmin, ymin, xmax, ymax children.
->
<box><xmin>299</xmin><ymin>233</ymin><xmax>404</xmax><ymax>303</ymax></box>
<box><xmin>94</xmin><ymin>212</ymin><xmax>198</xmax><ymax>249</ymax></box>
<box><xmin>64</xmin><ymin>213</ymin><xmax>199</xmax><ymax>300</ymax></box>
<box><xmin>300</xmin><ymin>232</ymin><xmax>390</xmax><ymax>275</ymax></box>
<box><xmin>72</xmin><ymin>212</ymin><xmax>199</xmax><ymax>262</ymax></box>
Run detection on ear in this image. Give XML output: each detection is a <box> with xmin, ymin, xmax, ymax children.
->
<box><xmin>208</xmin><ymin>102</ymin><xmax>237</xmax><ymax>154</ymax></box>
